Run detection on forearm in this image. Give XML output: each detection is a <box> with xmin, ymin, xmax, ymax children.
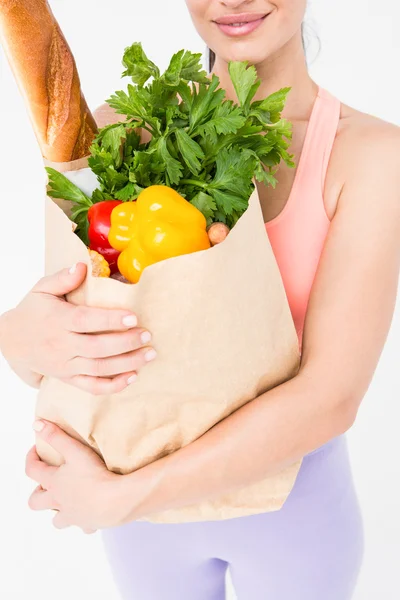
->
<box><xmin>123</xmin><ymin>369</ymin><xmax>356</xmax><ymax>520</ymax></box>
<box><xmin>6</xmin><ymin>360</ymin><xmax>43</xmax><ymax>388</ymax></box>
<box><xmin>0</xmin><ymin>311</ymin><xmax>43</xmax><ymax>389</ymax></box>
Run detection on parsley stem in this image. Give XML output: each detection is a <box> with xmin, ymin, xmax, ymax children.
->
<box><xmin>141</xmin><ymin>124</ymin><xmax>157</xmax><ymax>136</ymax></box>
<box><xmin>180</xmin><ymin>179</ymin><xmax>208</xmax><ymax>189</ymax></box>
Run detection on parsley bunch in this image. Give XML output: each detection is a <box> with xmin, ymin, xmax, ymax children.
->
<box><xmin>46</xmin><ymin>42</ymin><xmax>294</xmax><ymax>243</ymax></box>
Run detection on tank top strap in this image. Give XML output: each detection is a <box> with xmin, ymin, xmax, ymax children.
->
<box><xmin>314</xmin><ymin>88</ymin><xmax>341</xmax><ymax>193</ymax></box>
<box><xmin>286</xmin><ymin>86</ymin><xmax>341</xmax><ymax>197</ymax></box>
<box><xmin>265</xmin><ymin>86</ymin><xmax>341</xmax><ymax>230</ymax></box>
<box><xmin>264</xmin><ymin>87</ymin><xmax>341</xmax><ymax>345</ymax></box>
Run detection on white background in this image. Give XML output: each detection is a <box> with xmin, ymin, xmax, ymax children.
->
<box><xmin>0</xmin><ymin>1</ymin><xmax>399</xmax><ymax>598</ymax></box>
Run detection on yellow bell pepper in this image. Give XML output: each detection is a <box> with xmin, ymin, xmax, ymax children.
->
<box><xmin>108</xmin><ymin>185</ymin><xmax>211</xmax><ymax>283</ymax></box>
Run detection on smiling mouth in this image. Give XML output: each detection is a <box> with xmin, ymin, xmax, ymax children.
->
<box><xmin>214</xmin><ymin>13</ymin><xmax>269</xmax><ymax>26</ymax></box>
<box><xmin>230</xmin><ymin>21</ymin><xmax>261</xmax><ymax>27</ymax></box>
<box><xmin>212</xmin><ymin>13</ymin><xmax>270</xmax><ymax>37</ymax></box>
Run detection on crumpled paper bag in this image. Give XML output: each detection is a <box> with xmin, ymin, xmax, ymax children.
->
<box><xmin>35</xmin><ymin>156</ymin><xmax>302</xmax><ymax>522</ymax></box>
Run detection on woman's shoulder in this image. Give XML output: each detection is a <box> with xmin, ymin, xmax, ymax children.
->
<box><xmin>322</xmin><ymin>99</ymin><xmax>400</xmax><ymax>228</ymax></box>
<box><xmin>335</xmin><ymin>100</ymin><xmax>400</xmax><ymax>162</ymax></box>
<box><xmin>322</xmin><ymin>96</ymin><xmax>400</xmax><ymax>220</ymax></box>
<box><xmin>327</xmin><ymin>99</ymin><xmax>400</xmax><ymax>192</ymax></box>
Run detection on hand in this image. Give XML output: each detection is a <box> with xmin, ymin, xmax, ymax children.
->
<box><xmin>0</xmin><ymin>262</ymin><xmax>156</xmax><ymax>394</ymax></box>
<box><xmin>26</xmin><ymin>420</ymin><xmax>132</xmax><ymax>532</ymax></box>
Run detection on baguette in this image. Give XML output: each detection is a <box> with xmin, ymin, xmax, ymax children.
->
<box><xmin>0</xmin><ymin>0</ymin><xmax>97</xmax><ymax>161</ymax></box>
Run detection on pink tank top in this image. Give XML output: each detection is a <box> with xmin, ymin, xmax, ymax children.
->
<box><xmin>265</xmin><ymin>87</ymin><xmax>341</xmax><ymax>347</ymax></box>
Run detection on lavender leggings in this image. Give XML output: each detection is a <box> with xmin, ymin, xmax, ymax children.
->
<box><xmin>102</xmin><ymin>435</ymin><xmax>364</xmax><ymax>599</ymax></box>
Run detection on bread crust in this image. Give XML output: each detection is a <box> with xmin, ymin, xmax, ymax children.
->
<box><xmin>0</xmin><ymin>0</ymin><xmax>97</xmax><ymax>160</ymax></box>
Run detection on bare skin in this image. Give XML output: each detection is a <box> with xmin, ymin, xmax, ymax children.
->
<box><xmin>0</xmin><ymin>264</ymin><xmax>156</xmax><ymax>393</ymax></box>
<box><xmin>1</xmin><ymin>0</ymin><xmax>399</xmax><ymax>530</ymax></box>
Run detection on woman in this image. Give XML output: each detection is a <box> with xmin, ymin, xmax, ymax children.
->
<box><xmin>1</xmin><ymin>0</ymin><xmax>399</xmax><ymax>598</ymax></box>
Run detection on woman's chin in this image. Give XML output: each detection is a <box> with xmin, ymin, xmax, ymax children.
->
<box><xmin>211</xmin><ymin>35</ymin><xmax>273</xmax><ymax>67</ymax></box>
<box><xmin>219</xmin><ymin>46</ymin><xmax>271</xmax><ymax>68</ymax></box>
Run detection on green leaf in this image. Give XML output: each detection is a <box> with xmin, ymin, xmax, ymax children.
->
<box><xmin>113</xmin><ymin>182</ymin><xmax>139</xmax><ymax>201</ymax></box>
<box><xmin>121</xmin><ymin>42</ymin><xmax>160</xmax><ymax>85</ymax></box>
<box><xmin>234</xmin><ymin>122</ymin><xmax>264</xmax><ymax>136</ymax></box>
<box><xmin>79</xmin><ymin>44</ymin><xmax>294</xmax><ymax>228</ymax></box>
<box><xmin>45</xmin><ymin>167</ymin><xmax>92</xmax><ymax>245</ymax></box>
<box><xmin>124</xmin><ymin>128</ymin><xmax>141</xmax><ymax>159</ymax></box>
<box><xmin>106</xmin><ymin>89</ymin><xmax>138</xmax><ymax>118</ymax></box>
<box><xmin>103</xmin><ymin>166</ymin><xmax>129</xmax><ymax>190</ymax></box>
<box><xmin>99</xmin><ymin>124</ymin><xmax>127</xmax><ymax>168</ymax></box>
<box><xmin>192</xmin><ymin>102</ymin><xmax>246</xmax><ymax>144</ymax></box>
<box><xmin>45</xmin><ymin>167</ymin><xmax>92</xmax><ymax>207</ymax></box>
<box><xmin>209</xmin><ymin>147</ymin><xmax>256</xmax><ymax>198</ymax></box>
<box><xmin>228</xmin><ymin>61</ymin><xmax>260</xmax><ymax>110</ymax></box>
<box><xmin>88</xmin><ymin>147</ymin><xmax>114</xmax><ymax>176</ymax></box>
<box><xmin>243</xmin><ymin>82</ymin><xmax>261</xmax><ymax>112</ymax></box>
<box><xmin>189</xmin><ymin>191</ymin><xmax>217</xmax><ymax>224</ymax></box>
<box><xmin>106</xmin><ymin>85</ymin><xmax>161</xmax><ymax>135</ymax></box>
<box><xmin>163</xmin><ymin>50</ymin><xmax>185</xmax><ymax>87</ymax></box>
<box><xmin>252</xmin><ymin>87</ymin><xmax>291</xmax><ymax>122</ymax></box>
<box><xmin>174</xmin><ymin>129</ymin><xmax>205</xmax><ymax>175</ymax></box>
<box><xmin>208</xmin><ymin>88</ymin><xmax>227</xmax><ymax>115</ymax></box>
<box><xmin>92</xmin><ymin>122</ymin><xmax>123</xmax><ymax>144</ymax></box>
<box><xmin>214</xmin><ymin>209</ymin><xmax>227</xmax><ymax>224</ymax></box>
<box><xmin>180</xmin><ymin>51</ymin><xmax>210</xmax><ymax>83</ymax></box>
<box><xmin>209</xmin><ymin>188</ymin><xmax>248</xmax><ymax>217</ymax></box>
<box><xmin>158</xmin><ymin>137</ymin><xmax>184</xmax><ymax>185</ymax></box>
<box><xmin>248</xmin><ymin>107</ymin><xmax>272</xmax><ymax>127</ymax></box>
<box><xmin>162</xmin><ymin>50</ymin><xmax>209</xmax><ymax>87</ymax></box>
<box><xmin>254</xmin><ymin>162</ymin><xmax>277</xmax><ymax>188</ymax></box>
<box><xmin>176</xmin><ymin>81</ymin><xmax>193</xmax><ymax>108</ymax></box>
<box><xmin>91</xmin><ymin>188</ymin><xmax>109</xmax><ymax>203</ymax></box>
<box><xmin>236</xmin><ymin>133</ymin><xmax>275</xmax><ymax>159</ymax></box>
<box><xmin>129</xmin><ymin>152</ymin><xmax>152</xmax><ymax>187</ymax></box>
<box><xmin>189</xmin><ymin>74</ymin><xmax>221</xmax><ymax>132</ymax></box>
<box><xmin>165</xmin><ymin>104</ymin><xmax>189</xmax><ymax>132</ymax></box>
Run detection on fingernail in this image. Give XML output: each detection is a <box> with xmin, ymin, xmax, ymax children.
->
<box><xmin>144</xmin><ymin>349</ymin><xmax>157</xmax><ymax>362</ymax></box>
<box><xmin>33</xmin><ymin>420</ymin><xmax>44</xmax><ymax>432</ymax></box>
<box><xmin>140</xmin><ymin>331</ymin><xmax>152</xmax><ymax>344</ymax></box>
<box><xmin>122</xmin><ymin>315</ymin><xmax>137</xmax><ymax>327</ymax></box>
<box><xmin>69</xmin><ymin>263</ymin><xmax>77</xmax><ymax>275</ymax></box>
<box><xmin>127</xmin><ymin>373</ymin><xmax>137</xmax><ymax>385</ymax></box>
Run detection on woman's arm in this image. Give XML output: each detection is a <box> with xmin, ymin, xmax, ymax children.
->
<box><xmin>117</xmin><ymin>124</ymin><xmax>400</xmax><ymax>520</ymax></box>
<box><xmin>0</xmin><ymin>264</ymin><xmax>153</xmax><ymax>395</ymax></box>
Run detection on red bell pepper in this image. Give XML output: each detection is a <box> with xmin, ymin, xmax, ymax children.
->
<box><xmin>87</xmin><ymin>200</ymin><xmax>122</xmax><ymax>274</ymax></box>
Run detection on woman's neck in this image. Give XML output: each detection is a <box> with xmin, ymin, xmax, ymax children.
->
<box><xmin>211</xmin><ymin>32</ymin><xmax>318</xmax><ymax>121</ymax></box>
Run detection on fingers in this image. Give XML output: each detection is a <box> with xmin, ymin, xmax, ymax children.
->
<box><xmin>32</xmin><ymin>263</ymin><xmax>87</xmax><ymax>297</ymax></box>
<box><xmin>70</xmin><ymin>347</ymin><xmax>156</xmax><ymax>378</ymax></box>
<box><xmin>67</xmin><ymin>305</ymin><xmax>138</xmax><ymax>334</ymax></box>
<box><xmin>72</xmin><ymin>328</ymin><xmax>152</xmax><ymax>359</ymax></box>
<box><xmin>61</xmin><ymin>372</ymin><xmax>137</xmax><ymax>395</ymax></box>
<box><xmin>52</xmin><ymin>512</ymin><xmax>96</xmax><ymax>534</ymax></box>
<box><xmin>52</xmin><ymin>511</ymin><xmax>96</xmax><ymax>533</ymax></box>
<box><xmin>33</xmin><ymin>421</ymin><xmax>89</xmax><ymax>463</ymax></box>
<box><xmin>52</xmin><ymin>511</ymin><xmax>69</xmax><ymax>530</ymax></box>
<box><xmin>28</xmin><ymin>484</ymin><xmax>96</xmax><ymax>534</ymax></box>
<box><xmin>82</xmin><ymin>528</ymin><xmax>97</xmax><ymax>535</ymax></box>
<box><xmin>25</xmin><ymin>446</ymin><xmax>57</xmax><ymax>488</ymax></box>
<box><xmin>28</xmin><ymin>486</ymin><xmax>57</xmax><ymax>511</ymax></box>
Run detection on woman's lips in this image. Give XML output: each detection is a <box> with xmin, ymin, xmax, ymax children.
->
<box><xmin>215</xmin><ymin>15</ymin><xmax>267</xmax><ymax>37</ymax></box>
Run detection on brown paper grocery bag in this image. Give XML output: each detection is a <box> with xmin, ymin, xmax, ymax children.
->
<box><xmin>35</xmin><ymin>156</ymin><xmax>302</xmax><ymax>522</ymax></box>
